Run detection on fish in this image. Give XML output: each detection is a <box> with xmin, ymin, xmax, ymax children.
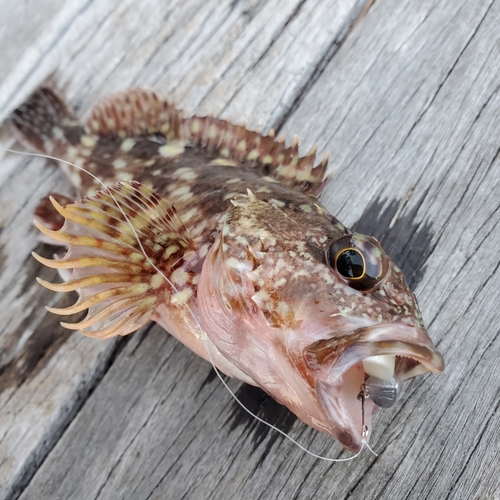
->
<box><xmin>9</xmin><ymin>86</ymin><xmax>444</xmax><ymax>452</ymax></box>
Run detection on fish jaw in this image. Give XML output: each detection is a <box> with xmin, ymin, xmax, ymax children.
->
<box><xmin>303</xmin><ymin>323</ymin><xmax>444</xmax><ymax>450</ymax></box>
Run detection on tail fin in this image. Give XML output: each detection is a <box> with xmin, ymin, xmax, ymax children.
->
<box><xmin>9</xmin><ymin>87</ymin><xmax>83</xmax><ymax>155</ymax></box>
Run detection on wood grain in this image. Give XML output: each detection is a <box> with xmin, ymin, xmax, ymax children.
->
<box><xmin>1</xmin><ymin>0</ymin><xmax>499</xmax><ymax>499</ymax></box>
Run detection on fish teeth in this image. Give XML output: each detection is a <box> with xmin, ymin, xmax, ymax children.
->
<box><xmin>362</xmin><ymin>354</ymin><xmax>395</xmax><ymax>381</ymax></box>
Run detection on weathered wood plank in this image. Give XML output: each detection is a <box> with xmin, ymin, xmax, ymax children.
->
<box><xmin>2</xmin><ymin>0</ymin><xmax>499</xmax><ymax>498</ymax></box>
<box><xmin>0</xmin><ymin>1</ymin><xmax>370</xmax><ymax>499</ymax></box>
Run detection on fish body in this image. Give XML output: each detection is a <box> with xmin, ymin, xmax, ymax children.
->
<box><xmin>9</xmin><ymin>87</ymin><xmax>444</xmax><ymax>451</ymax></box>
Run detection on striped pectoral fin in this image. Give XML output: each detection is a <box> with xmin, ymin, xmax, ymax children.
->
<box><xmin>33</xmin><ymin>181</ymin><xmax>196</xmax><ymax>339</ymax></box>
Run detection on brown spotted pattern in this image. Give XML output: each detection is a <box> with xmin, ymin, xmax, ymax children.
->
<box><xmin>9</xmin><ymin>86</ymin><xmax>444</xmax><ymax>452</ymax></box>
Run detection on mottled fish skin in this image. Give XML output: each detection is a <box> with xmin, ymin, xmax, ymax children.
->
<box><xmin>9</xmin><ymin>87</ymin><xmax>444</xmax><ymax>452</ymax></box>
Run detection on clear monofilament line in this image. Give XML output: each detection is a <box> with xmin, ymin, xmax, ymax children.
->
<box><xmin>7</xmin><ymin>147</ymin><xmax>375</xmax><ymax>462</ymax></box>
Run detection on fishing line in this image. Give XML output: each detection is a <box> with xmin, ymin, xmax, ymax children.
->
<box><xmin>6</xmin><ymin>147</ymin><xmax>377</xmax><ymax>462</ymax></box>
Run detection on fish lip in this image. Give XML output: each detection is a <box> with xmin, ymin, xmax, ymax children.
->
<box><xmin>304</xmin><ymin>323</ymin><xmax>444</xmax><ymax>451</ymax></box>
<box><xmin>305</xmin><ymin>323</ymin><xmax>445</xmax><ymax>381</ymax></box>
<box><xmin>337</xmin><ymin>323</ymin><xmax>444</xmax><ymax>378</ymax></box>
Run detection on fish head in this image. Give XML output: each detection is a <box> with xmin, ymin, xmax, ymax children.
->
<box><xmin>198</xmin><ymin>192</ymin><xmax>444</xmax><ymax>451</ymax></box>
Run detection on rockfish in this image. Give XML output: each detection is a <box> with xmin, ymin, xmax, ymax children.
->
<box><xmin>9</xmin><ymin>87</ymin><xmax>444</xmax><ymax>452</ymax></box>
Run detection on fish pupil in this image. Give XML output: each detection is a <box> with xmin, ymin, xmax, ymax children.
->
<box><xmin>336</xmin><ymin>249</ymin><xmax>364</xmax><ymax>278</ymax></box>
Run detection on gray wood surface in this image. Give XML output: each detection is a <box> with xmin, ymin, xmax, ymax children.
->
<box><xmin>0</xmin><ymin>0</ymin><xmax>499</xmax><ymax>499</ymax></box>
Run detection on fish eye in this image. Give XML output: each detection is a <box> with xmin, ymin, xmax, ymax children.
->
<box><xmin>335</xmin><ymin>249</ymin><xmax>365</xmax><ymax>279</ymax></box>
<box><xmin>327</xmin><ymin>234</ymin><xmax>387</xmax><ymax>291</ymax></box>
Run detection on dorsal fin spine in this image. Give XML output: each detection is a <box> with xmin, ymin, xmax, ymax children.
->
<box><xmin>86</xmin><ymin>88</ymin><xmax>330</xmax><ymax>195</ymax></box>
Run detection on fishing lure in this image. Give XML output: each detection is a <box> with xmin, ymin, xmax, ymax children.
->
<box><xmin>9</xmin><ymin>87</ymin><xmax>444</xmax><ymax>452</ymax></box>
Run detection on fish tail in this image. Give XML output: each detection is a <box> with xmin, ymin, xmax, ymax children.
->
<box><xmin>9</xmin><ymin>87</ymin><xmax>84</xmax><ymax>157</ymax></box>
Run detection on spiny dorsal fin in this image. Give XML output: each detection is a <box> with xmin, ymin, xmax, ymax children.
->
<box><xmin>86</xmin><ymin>88</ymin><xmax>330</xmax><ymax>197</ymax></box>
<box><xmin>183</xmin><ymin>116</ymin><xmax>330</xmax><ymax>197</ymax></box>
<box><xmin>33</xmin><ymin>181</ymin><xmax>197</xmax><ymax>339</ymax></box>
<box><xmin>86</xmin><ymin>88</ymin><xmax>183</xmax><ymax>140</ymax></box>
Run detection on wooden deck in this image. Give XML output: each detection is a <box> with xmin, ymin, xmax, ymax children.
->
<box><xmin>1</xmin><ymin>0</ymin><xmax>499</xmax><ymax>498</ymax></box>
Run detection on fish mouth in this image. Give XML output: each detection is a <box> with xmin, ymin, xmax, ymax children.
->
<box><xmin>303</xmin><ymin>323</ymin><xmax>444</xmax><ymax>452</ymax></box>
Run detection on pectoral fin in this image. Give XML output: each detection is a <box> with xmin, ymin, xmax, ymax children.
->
<box><xmin>33</xmin><ymin>181</ymin><xmax>196</xmax><ymax>339</ymax></box>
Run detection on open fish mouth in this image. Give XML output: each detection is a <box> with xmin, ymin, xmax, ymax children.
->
<box><xmin>304</xmin><ymin>324</ymin><xmax>444</xmax><ymax>451</ymax></box>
